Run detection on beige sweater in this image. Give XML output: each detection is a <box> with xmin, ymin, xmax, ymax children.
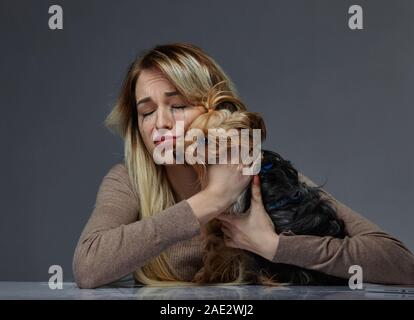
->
<box><xmin>72</xmin><ymin>163</ymin><xmax>414</xmax><ymax>288</ymax></box>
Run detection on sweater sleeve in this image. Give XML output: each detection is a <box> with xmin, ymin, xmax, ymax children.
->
<box><xmin>72</xmin><ymin>163</ymin><xmax>201</xmax><ymax>289</ymax></box>
<box><xmin>271</xmin><ymin>172</ymin><xmax>414</xmax><ymax>285</ymax></box>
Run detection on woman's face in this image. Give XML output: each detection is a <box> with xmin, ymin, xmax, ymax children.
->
<box><xmin>135</xmin><ymin>68</ymin><xmax>206</xmax><ymax>159</ymax></box>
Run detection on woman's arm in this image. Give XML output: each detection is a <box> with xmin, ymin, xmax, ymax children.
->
<box><xmin>271</xmin><ymin>172</ymin><xmax>414</xmax><ymax>285</ymax></box>
<box><xmin>72</xmin><ymin>164</ymin><xmax>202</xmax><ymax>289</ymax></box>
<box><xmin>73</xmin><ymin>162</ymin><xmax>251</xmax><ymax>288</ymax></box>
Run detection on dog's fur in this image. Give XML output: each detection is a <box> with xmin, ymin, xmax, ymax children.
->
<box><xmin>188</xmin><ymin>106</ymin><xmax>347</xmax><ymax>285</ymax></box>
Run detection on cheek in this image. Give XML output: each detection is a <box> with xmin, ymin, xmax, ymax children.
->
<box><xmin>138</xmin><ymin>118</ymin><xmax>154</xmax><ymax>146</ymax></box>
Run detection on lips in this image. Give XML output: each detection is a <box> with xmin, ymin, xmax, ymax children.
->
<box><xmin>154</xmin><ymin>135</ymin><xmax>178</xmax><ymax>146</ymax></box>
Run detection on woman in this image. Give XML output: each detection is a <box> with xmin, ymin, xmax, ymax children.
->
<box><xmin>72</xmin><ymin>43</ymin><xmax>414</xmax><ymax>288</ymax></box>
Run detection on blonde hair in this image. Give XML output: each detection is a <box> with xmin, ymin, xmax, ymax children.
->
<box><xmin>104</xmin><ymin>43</ymin><xmax>246</xmax><ymax>286</ymax></box>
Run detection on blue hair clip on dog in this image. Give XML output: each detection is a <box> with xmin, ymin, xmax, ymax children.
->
<box><xmin>260</xmin><ymin>162</ymin><xmax>273</xmax><ymax>173</ymax></box>
<box><xmin>267</xmin><ymin>190</ymin><xmax>304</xmax><ymax>211</ymax></box>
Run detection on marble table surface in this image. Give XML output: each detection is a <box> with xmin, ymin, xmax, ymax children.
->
<box><xmin>1</xmin><ymin>280</ymin><xmax>413</xmax><ymax>300</ymax></box>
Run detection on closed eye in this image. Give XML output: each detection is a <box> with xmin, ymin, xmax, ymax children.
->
<box><xmin>143</xmin><ymin>110</ymin><xmax>155</xmax><ymax>117</ymax></box>
<box><xmin>172</xmin><ymin>105</ymin><xmax>187</xmax><ymax>110</ymax></box>
<box><xmin>141</xmin><ymin>105</ymin><xmax>187</xmax><ymax>117</ymax></box>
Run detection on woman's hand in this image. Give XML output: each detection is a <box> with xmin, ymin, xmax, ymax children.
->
<box><xmin>204</xmin><ymin>163</ymin><xmax>253</xmax><ymax>209</ymax></box>
<box><xmin>187</xmin><ymin>163</ymin><xmax>253</xmax><ymax>226</ymax></box>
<box><xmin>216</xmin><ymin>175</ymin><xmax>280</xmax><ymax>261</ymax></box>
<box><xmin>188</xmin><ymin>154</ymin><xmax>260</xmax><ymax>226</ymax></box>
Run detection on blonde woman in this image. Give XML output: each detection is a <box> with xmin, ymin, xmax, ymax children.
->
<box><xmin>72</xmin><ymin>43</ymin><xmax>414</xmax><ymax>289</ymax></box>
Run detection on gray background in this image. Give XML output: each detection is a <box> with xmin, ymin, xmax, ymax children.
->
<box><xmin>1</xmin><ymin>0</ymin><xmax>413</xmax><ymax>281</ymax></box>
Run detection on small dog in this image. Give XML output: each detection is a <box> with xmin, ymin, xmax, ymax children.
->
<box><xmin>188</xmin><ymin>103</ymin><xmax>347</xmax><ymax>285</ymax></box>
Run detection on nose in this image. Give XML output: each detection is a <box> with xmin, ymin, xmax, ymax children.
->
<box><xmin>155</xmin><ymin>107</ymin><xmax>174</xmax><ymax>131</ymax></box>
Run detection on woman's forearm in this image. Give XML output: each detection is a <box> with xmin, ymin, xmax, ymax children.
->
<box><xmin>73</xmin><ymin>199</ymin><xmax>201</xmax><ymax>289</ymax></box>
<box><xmin>187</xmin><ymin>189</ymin><xmax>230</xmax><ymax>226</ymax></box>
<box><xmin>72</xmin><ymin>164</ymin><xmax>202</xmax><ymax>289</ymax></box>
<box><xmin>271</xmin><ymin>172</ymin><xmax>414</xmax><ymax>285</ymax></box>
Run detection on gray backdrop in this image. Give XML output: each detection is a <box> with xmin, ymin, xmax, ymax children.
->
<box><xmin>1</xmin><ymin>0</ymin><xmax>413</xmax><ymax>281</ymax></box>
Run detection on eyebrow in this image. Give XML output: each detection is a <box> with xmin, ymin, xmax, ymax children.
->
<box><xmin>136</xmin><ymin>91</ymin><xmax>180</xmax><ymax>107</ymax></box>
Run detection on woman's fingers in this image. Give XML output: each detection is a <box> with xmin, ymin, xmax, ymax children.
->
<box><xmin>220</xmin><ymin>222</ymin><xmax>232</xmax><ymax>234</ymax></box>
<box><xmin>251</xmin><ymin>175</ymin><xmax>262</xmax><ymax>203</ymax></box>
<box><xmin>216</xmin><ymin>214</ymin><xmax>234</xmax><ymax>223</ymax></box>
<box><xmin>222</xmin><ymin>229</ymin><xmax>236</xmax><ymax>248</ymax></box>
<box><xmin>221</xmin><ymin>221</ymin><xmax>240</xmax><ymax>248</ymax></box>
